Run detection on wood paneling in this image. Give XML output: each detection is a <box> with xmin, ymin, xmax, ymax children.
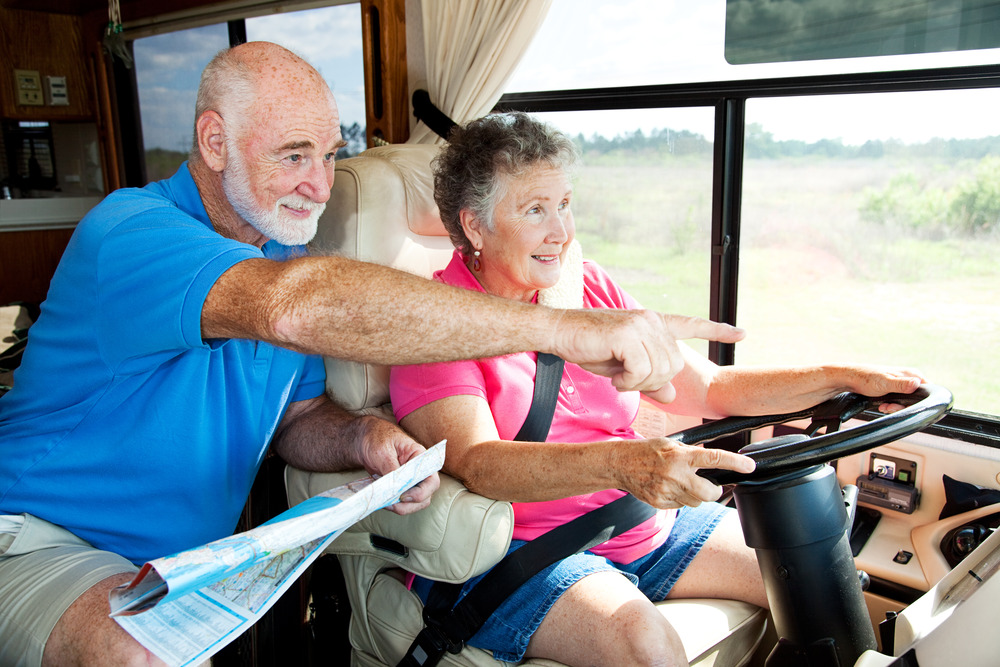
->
<box><xmin>0</xmin><ymin>6</ymin><xmax>94</xmax><ymax>120</ymax></box>
<box><xmin>0</xmin><ymin>228</ymin><xmax>74</xmax><ymax>305</ymax></box>
<box><xmin>361</xmin><ymin>0</ymin><xmax>408</xmax><ymax>145</ymax></box>
<box><xmin>0</xmin><ymin>0</ymin><xmax>228</xmax><ymax>20</ymax></box>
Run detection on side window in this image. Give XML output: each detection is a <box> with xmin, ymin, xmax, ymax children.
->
<box><xmin>131</xmin><ymin>4</ymin><xmax>365</xmax><ymax>185</ymax></box>
<box><xmin>133</xmin><ymin>24</ymin><xmax>228</xmax><ymax>182</ymax></box>
<box><xmin>506</xmin><ymin>0</ymin><xmax>1000</xmax><ymax>417</ymax></box>
<box><xmin>738</xmin><ymin>89</ymin><xmax>1000</xmax><ymax>415</ymax></box>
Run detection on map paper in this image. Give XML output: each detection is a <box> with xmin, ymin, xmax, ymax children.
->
<box><xmin>108</xmin><ymin>442</ymin><xmax>445</xmax><ymax>666</ymax></box>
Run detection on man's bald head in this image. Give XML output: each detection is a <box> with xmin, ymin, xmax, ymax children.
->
<box><xmin>192</xmin><ymin>41</ymin><xmax>335</xmax><ymax>153</ymax></box>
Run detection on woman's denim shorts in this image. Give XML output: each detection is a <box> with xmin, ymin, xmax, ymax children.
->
<box><xmin>412</xmin><ymin>501</ymin><xmax>731</xmax><ymax>663</ymax></box>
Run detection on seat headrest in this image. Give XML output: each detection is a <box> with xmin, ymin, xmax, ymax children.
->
<box><xmin>311</xmin><ymin>144</ymin><xmax>451</xmax><ymax>260</ymax></box>
<box><xmin>311</xmin><ymin>144</ymin><xmax>456</xmax><ymax>412</ymax></box>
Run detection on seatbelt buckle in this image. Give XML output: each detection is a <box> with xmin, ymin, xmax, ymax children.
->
<box><xmin>395</xmin><ymin>610</ymin><xmax>466</xmax><ymax>667</ymax></box>
<box><xmin>422</xmin><ymin>606</ymin><xmax>466</xmax><ymax>655</ymax></box>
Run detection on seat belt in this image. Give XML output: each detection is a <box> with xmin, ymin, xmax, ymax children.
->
<box><xmin>396</xmin><ymin>353</ymin><xmax>656</xmax><ymax>667</ymax></box>
<box><xmin>513</xmin><ymin>352</ymin><xmax>565</xmax><ymax>442</ymax></box>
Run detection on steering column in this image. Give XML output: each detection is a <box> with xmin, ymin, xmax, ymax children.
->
<box><xmin>676</xmin><ymin>384</ymin><xmax>953</xmax><ymax>667</ymax></box>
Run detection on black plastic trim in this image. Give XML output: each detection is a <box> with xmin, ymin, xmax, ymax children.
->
<box><xmin>708</xmin><ymin>98</ymin><xmax>743</xmax><ymax>367</ymax></box>
<box><xmin>497</xmin><ymin>64</ymin><xmax>1000</xmax><ymax>112</ymax></box>
<box><xmin>227</xmin><ymin>19</ymin><xmax>246</xmax><ymax>46</ymax></box>
<box><xmin>856</xmin><ymin>410</ymin><xmax>1000</xmax><ymax>449</ymax></box>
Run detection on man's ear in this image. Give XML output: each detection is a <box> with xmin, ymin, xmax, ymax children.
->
<box><xmin>459</xmin><ymin>209</ymin><xmax>484</xmax><ymax>250</ymax></box>
<box><xmin>196</xmin><ymin>110</ymin><xmax>227</xmax><ymax>172</ymax></box>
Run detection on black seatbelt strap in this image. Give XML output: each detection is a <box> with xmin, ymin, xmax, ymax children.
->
<box><xmin>396</xmin><ymin>353</ymin><xmax>656</xmax><ymax>667</ymax></box>
<box><xmin>412</xmin><ymin>89</ymin><xmax>458</xmax><ymax>140</ymax></box>
<box><xmin>514</xmin><ymin>352</ymin><xmax>565</xmax><ymax>442</ymax></box>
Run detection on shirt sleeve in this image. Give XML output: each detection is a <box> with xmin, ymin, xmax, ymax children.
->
<box><xmin>291</xmin><ymin>354</ymin><xmax>328</xmax><ymax>402</ymax></box>
<box><xmin>91</xmin><ymin>196</ymin><xmax>261</xmax><ymax>367</ymax></box>
<box><xmin>389</xmin><ymin>359</ymin><xmax>489</xmax><ymax>423</ymax></box>
<box><xmin>581</xmin><ymin>259</ymin><xmax>643</xmax><ymax>311</ymax></box>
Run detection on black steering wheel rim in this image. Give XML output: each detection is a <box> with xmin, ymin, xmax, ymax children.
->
<box><xmin>677</xmin><ymin>383</ymin><xmax>954</xmax><ymax>486</ymax></box>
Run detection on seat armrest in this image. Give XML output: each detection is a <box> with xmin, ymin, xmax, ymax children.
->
<box><xmin>286</xmin><ymin>468</ymin><xmax>513</xmax><ymax>583</ymax></box>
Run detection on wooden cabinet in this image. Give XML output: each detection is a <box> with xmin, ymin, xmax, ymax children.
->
<box><xmin>0</xmin><ymin>7</ymin><xmax>95</xmax><ymax>120</ymax></box>
<box><xmin>0</xmin><ymin>228</ymin><xmax>75</xmax><ymax>305</ymax></box>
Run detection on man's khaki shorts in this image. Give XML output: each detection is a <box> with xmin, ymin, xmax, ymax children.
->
<box><xmin>0</xmin><ymin>513</ymin><xmax>137</xmax><ymax>666</ymax></box>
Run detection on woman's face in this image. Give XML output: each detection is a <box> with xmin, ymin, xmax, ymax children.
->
<box><xmin>465</xmin><ymin>164</ymin><xmax>575</xmax><ymax>303</ymax></box>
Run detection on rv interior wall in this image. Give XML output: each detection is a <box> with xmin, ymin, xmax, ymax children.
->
<box><xmin>0</xmin><ymin>6</ymin><xmax>102</xmax><ymax>306</ymax></box>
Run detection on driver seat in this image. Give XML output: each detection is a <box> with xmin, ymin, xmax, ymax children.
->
<box><xmin>284</xmin><ymin>143</ymin><xmax>768</xmax><ymax>667</ymax></box>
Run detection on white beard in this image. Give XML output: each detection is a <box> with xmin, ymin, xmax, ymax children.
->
<box><xmin>222</xmin><ymin>139</ymin><xmax>324</xmax><ymax>246</ymax></box>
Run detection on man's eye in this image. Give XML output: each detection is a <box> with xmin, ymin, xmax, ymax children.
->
<box><xmin>324</xmin><ymin>152</ymin><xmax>335</xmax><ymax>162</ymax></box>
<box><xmin>288</xmin><ymin>154</ymin><xmax>302</xmax><ymax>163</ymax></box>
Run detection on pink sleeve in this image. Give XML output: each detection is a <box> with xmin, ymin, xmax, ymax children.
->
<box><xmin>581</xmin><ymin>260</ymin><xmax>642</xmax><ymax>311</ymax></box>
<box><xmin>389</xmin><ymin>359</ymin><xmax>488</xmax><ymax>422</ymax></box>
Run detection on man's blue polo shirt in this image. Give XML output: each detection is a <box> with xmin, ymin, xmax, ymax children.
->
<box><xmin>0</xmin><ymin>163</ymin><xmax>326</xmax><ymax>564</ymax></box>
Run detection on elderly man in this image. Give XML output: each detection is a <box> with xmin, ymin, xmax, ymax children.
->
<box><xmin>0</xmin><ymin>42</ymin><xmax>745</xmax><ymax>665</ymax></box>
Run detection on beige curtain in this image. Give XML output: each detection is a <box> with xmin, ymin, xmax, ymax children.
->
<box><xmin>407</xmin><ymin>0</ymin><xmax>553</xmax><ymax>144</ymax></box>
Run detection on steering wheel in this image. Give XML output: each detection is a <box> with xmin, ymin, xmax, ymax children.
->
<box><xmin>674</xmin><ymin>383</ymin><xmax>953</xmax><ymax>486</ymax></box>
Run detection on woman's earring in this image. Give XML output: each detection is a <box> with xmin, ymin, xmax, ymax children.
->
<box><xmin>473</xmin><ymin>250</ymin><xmax>482</xmax><ymax>272</ymax></box>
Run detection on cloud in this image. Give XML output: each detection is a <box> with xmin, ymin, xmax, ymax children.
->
<box><xmin>133</xmin><ymin>26</ymin><xmax>228</xmax><ymax>90</ymax></box>
<box><xmin>246</xmin><ymin>6</ymin><xmax>362</xmax><ymax>63</ymax></box>
<box><xmin>137</xmin><ymin>85</ymin><xmax>196</xmax><ymax>152</ymax></box>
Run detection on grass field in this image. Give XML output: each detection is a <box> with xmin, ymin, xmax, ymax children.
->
<box><xmin>570</xmin><ymin>154</ymin><xmax>1000</xmax><ymax>415</ymax></box>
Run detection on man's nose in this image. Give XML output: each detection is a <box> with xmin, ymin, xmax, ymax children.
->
<box><xmin>298</xmin><ymin>161</ymin><xmax>333</xmax><ymax>203</ymax></box>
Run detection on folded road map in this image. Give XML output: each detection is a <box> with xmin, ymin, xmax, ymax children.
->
<box><xmin>108</xmin><ymin>442</ymin><xmax>445</xmax><ymax>666</ymax></box>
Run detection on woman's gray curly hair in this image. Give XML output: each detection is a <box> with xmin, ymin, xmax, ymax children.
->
<box><xmin>432</xmin><ymin>112</ymin><xmax>581</xmax><ymax>257</ymax></box>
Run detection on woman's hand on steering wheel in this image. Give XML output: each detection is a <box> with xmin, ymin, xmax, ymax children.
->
<box><xmin>614</xmin><ymin>438</ymin><xmax>755</xmax><ymax>509</ymax></box>
<box><xmin>835</xmin><ymin>364</ymin><xmax>927</xmax><ymax>413</ymax></box>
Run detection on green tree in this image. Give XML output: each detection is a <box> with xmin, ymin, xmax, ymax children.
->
<box><xmin>860</xmin><ymin>172</ymin><xmax>950</xmax><ymax>234</ymax></box>
<box><xmin>950</xmin><ymin>156</ymin><xmax>1000</xmax><ymax>235</ymax></box>
<box><xmin>340</xmin><ymin>122</ymin><xmax>367</xmax><ymax>159</ymax></box>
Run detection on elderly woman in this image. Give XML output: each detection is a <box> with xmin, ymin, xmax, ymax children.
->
<box><xmin>389</xmin><ymin>112</ymin><xmax>923</xmax><ymax>667</ymax></box>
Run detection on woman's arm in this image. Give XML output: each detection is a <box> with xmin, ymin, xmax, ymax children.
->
<box><xmin>705</xmin><ymin>363</ymin><xmax>925</xmax><ymax>416</ymax></box>
<box><xmin>399</xmin><ymin>393</ymin><xmax>754</xmax><ymax>509</ymax></box>
<box><xmin>651</xmin><ymin>343</ymin><xmax>926</xmax><ymax>418</ymax></box>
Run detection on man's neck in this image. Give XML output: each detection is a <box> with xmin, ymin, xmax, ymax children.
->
<box><xmin>189</xmin><ymin>158</ymin><xmax>269</xmax><ymax>248</ymax></box>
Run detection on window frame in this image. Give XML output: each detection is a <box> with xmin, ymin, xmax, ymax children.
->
<box><xmin>498</xmin><ymin>63</ymin><xmax>1000</xmax><ymax>443</ymax></box>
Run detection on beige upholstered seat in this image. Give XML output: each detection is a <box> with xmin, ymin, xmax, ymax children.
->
<box><xmin>285</xmin><ymin>144</ymin><xmax>768</xmax><ymax>667</ymax></box>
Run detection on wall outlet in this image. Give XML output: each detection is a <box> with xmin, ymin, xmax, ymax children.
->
<box><xmin>15</xmin><ymin>69</ymin><xmax>44</xmax><ymax>106</ymax></box>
